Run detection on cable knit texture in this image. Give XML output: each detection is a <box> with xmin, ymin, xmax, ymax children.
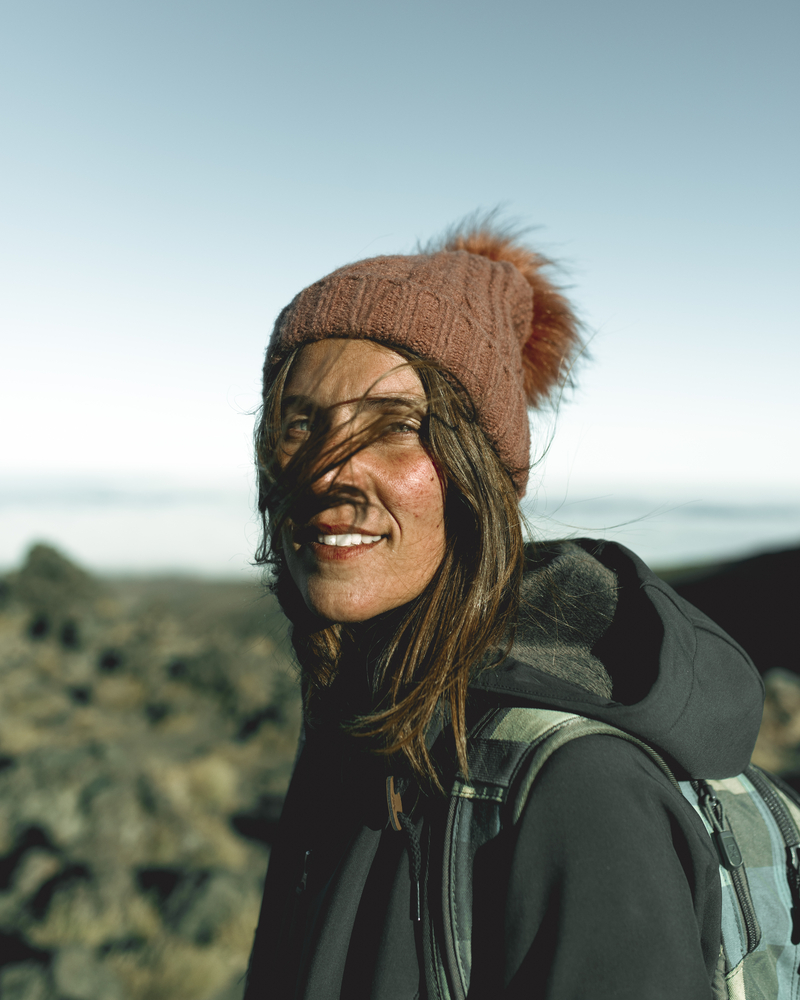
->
<box><xmin>263</xmin><ymin>226</ymin><xmax>581</xmax><ymax>497</ymax></box>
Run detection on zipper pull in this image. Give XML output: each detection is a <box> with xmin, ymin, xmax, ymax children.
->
<box><xmin>713</xmin><ymin>830</ymin><xmax>744</xmax><ymax>870</ymax></box>
<box><xmin>296</xmin><ymin>849</ymin><xmax>312</xmax><ymax>895</ymax></box>
<box><xmin>699</xmin><ymin>784</ymin><xmax>744</xmax><ymax>871</ymax></box>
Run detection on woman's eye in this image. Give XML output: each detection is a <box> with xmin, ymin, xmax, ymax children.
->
<box><xmin>285</xmin><ymin>417</ymin><xmax>311</xmax><ymax>437</ymax></box>
<box><xmin>387</xmin><ymin>421</ymin><xmax>418</xmax><ymax>436</ymax></box>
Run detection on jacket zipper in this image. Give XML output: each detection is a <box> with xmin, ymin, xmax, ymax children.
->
<box><xmin>745</xmin><ymin>765</ymin><xmax>800</xmax><ymax>946</ymax></box>
<box><xmin>439</xmin><ymin>796</ymin><xmax>467</xmax><ymax>1000</ymax></box>
<box><xmin>282</xmin><ymin>848</ymin><xmax>313</xmax><ymax>954</ymax></box>
<box><xmin>296</xmin><ymin>849</ymin><xmax>313</xmax><ymax>894</ymax></box>
<box><xmin>693</xmin><ymin>780</ymin><xmax>762</xmax><ymax>954</ymax></box>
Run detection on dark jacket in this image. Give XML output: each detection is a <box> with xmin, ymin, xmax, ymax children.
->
<box><xmin>245</xmin><ymin>539</ymin><xmax>764</xmax><ymax>1000</ymax></box>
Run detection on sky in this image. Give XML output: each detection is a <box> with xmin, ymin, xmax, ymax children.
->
<box><xmin>2</xmin><ymin>0</ymin><xmax>798</xmax><ymax>575</ymax></box>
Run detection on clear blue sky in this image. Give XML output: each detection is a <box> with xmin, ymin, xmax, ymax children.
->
<box><xmin>2</xmin><ymin>0</ymin><xmax>798</xmax><ymax>571</ymax></box>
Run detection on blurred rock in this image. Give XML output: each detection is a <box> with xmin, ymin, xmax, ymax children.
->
<box><xmin>0</xmin><ymin>961</ymin><xmax>50</xmax><ymax>1000</ymax></box>
<box><xmin>52</xmin><ymin>946</ymin><xmax>125</xmax><ymax>1000</ymax></box>
<box><xmin>751</xmin><ymin>669</ymin><xmax>800</xmax><ymax>780</ymax></box>
<box><xmin>0</xmin><ymin>544</ymin><xmax>300</xmax><ymax>1000</ymax></box>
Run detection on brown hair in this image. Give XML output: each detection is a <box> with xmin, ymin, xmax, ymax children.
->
<box><xmin>254</xmin><ymin>345</ymin><xmax>524</xmax><ymax>786</ymax></box>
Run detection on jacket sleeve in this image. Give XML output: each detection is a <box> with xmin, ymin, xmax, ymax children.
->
<box><xmin>492</xmin><ymin>735</ymin><xmax>720</xmax><ymax>1000</ymax></box>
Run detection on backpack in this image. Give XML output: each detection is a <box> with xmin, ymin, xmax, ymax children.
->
<box><xmin>421</xmin><ymin>707</ymin><xmax>800</xmax><ymax>1000</ymax></box>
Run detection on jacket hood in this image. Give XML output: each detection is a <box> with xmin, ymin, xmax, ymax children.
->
<box><xmin>471</xmin><ymin>538</ymin><xmax>764</xmax><ymax>780</ymax></box>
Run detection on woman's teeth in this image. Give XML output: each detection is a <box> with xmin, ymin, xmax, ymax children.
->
<box><xmin>317</xmin><ymin>533</ymin><xmax>382</xmax><ymax>547</ymax></box>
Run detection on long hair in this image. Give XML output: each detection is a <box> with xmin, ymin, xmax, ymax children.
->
<box><xmin>254</xmin><ymin>346</ymin><xmax>525</xmax><ymax>786</ymax></box>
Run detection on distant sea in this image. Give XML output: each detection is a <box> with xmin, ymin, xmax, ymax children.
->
<box><xmin>1</xmin><ymin>477</ymin><xmax>798</xmax><ymax>577</ymax></box>
<box><xmin>523</xmin><ymin>493</ymin><xmax>800</xmax><ymax>571</ymax></box>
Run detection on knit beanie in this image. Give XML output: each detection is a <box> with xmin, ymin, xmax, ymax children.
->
<box><xmin>263</xmin><ymin>221</ymin><xmax>582</xmax><ymax>497</ymax></box>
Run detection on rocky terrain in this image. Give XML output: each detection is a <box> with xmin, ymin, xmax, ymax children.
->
<box><xmin>0</xmin><ymin>545</ymin><xmax>300</xmax><ymax>1000</ymax></box>
<box><xmin>1</xmin><ymin>541</ymin><xmax>799</xmax><ymax>999</ymax></box>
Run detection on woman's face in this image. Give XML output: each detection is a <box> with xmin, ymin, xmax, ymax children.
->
<box><xmin>278</xmin><ymin>338</ymin><xmax>446</xmax><ymax>623</ymax></box>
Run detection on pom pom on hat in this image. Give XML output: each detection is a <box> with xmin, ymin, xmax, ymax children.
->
<box><xmin>424</xmin><ymin>214</ymin><xmax>582</xmax><ymax>408</ymax></box>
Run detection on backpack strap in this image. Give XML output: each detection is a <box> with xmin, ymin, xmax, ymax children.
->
<box><xmin>495</xmin><ymin>708</ymin><xmax>681</xmax><ymax>822</ymax></box>
<box><xmin>455</xmin><ymin>707</ymin><xmax>679</xmax><ymax>804</ymax></box>
<box><xmin>423</xmin><ymin>706</ymin><xmax>680</xmax><ymax>1000</ymax></box>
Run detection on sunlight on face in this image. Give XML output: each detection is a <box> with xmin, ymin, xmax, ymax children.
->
<box><xmin>279</xmin><ymin>339</ymin><xmax>446</xmax><ymax>623</ymax></box>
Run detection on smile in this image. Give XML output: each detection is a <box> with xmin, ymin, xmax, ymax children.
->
<box><xmin>307</xmin><ymin>531</ymin><xmax>386</xmax><ymax>561</ymax></box>
<box><xmin>317</xmin><ymin>533</ymin><xmax>383</xmax><ymax>547</ymax></box>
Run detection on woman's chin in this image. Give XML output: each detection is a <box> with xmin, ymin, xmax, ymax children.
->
<box><xmin>304</xmin><ymin>599</ymin><xmax>387</xmax><ymax>626</ymax></box>
<box><xmin>302</xmin><ymin>587</ymin><xmax>406</xmax><ymax>626</ymax></box>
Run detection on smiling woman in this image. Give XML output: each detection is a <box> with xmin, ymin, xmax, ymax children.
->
<box><xmin>245</xmin><ymin>218</ymin><xmax>765</xmax><ymax>1000</ymax></box>
<box><xmin>254</xmin><ymin>331</ymin><xmax>525</xmax><ymax>784</ymax></box>
<box><xmin>276</xmin><ymin>339</ymin><xmax>446</xmax><ymax>624</ymax></box>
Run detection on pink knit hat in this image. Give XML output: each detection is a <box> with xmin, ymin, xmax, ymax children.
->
<box><xmin>264</xmin><ymin>222</ymin><xmax>581</xmax><ymax>497</ymax></box>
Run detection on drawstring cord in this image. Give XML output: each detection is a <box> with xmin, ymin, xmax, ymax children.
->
<box><xmin>398</xmin><ymin>811</ymin><xmax>422</xmax><ymax>922</ymax></box>
<box><xmin>386</xmin><ymin>774</ymin><xmax>422</xmax><ymax>921</ymax></box>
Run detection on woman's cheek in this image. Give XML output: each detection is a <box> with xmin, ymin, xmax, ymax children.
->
<box><xmin>382</xmin><ymin>460</ymin><xmax>445</xmax><ymax>560</ymax></box>
<box><xmin>383</xmin><ymin>452</ymin><xmax>443</xmax><ymax>511</ymax></box>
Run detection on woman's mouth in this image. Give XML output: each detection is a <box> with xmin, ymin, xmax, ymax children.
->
<box><xmin>316</xmin><ymin>532</ymin><xmax>382</xmax><ymax>547</ymax></box>
<box><xmin>305</xmin><ymin>525</ymin><xmax>387</xmax><ymax>560</ymax></box>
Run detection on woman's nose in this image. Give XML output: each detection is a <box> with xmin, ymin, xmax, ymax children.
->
<box><xmin>310</xmin><ymin>422</ymin><xmax>367</xmax><ymax>493</ymax></box>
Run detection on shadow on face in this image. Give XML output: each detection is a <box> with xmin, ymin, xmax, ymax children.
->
<box><xmin>278</xmin><ymin>339</ymin><xmax>446</xmax><ymax>624</ymax></box>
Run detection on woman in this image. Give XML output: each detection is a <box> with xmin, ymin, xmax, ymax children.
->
<box><xmin>244</xmin><ymin>220</ymin><xmax>763</xmax><ymax>999</ymax></box>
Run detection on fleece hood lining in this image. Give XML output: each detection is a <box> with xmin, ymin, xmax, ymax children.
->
<box><xmin>473</xmin><ymin>539</ymin><xmax>764</xmax><ymax>779</ymax></box>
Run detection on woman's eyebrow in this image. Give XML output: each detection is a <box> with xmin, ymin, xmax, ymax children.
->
<box><xmin>281</xmin><ymin>393</ymin><xmax>426</xmax><ymax>414</ymax></box>
<box><xmin>281</xmin><ymin>393</ymin><xmax>312</xmax><ymax>414</ymax></box>
<box><xmin>355</xmin><ymin>395</ymin><xmax>427</xmax><ymax>413</ymax></box>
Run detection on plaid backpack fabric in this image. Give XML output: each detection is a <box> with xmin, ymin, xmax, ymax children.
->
<box><xmin>681</xmin><ymin>769</ymin><xmax>800</xmax><ymax>999</ymax></box>
<box><xmin>421</xmin><ymin>708</ymin><xmax>800</xmax><ymax>1000</ymax></box>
